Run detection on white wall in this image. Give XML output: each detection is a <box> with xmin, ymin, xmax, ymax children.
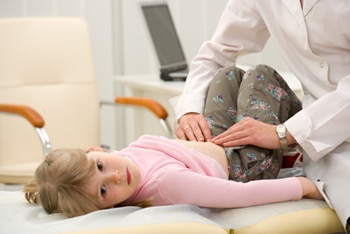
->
<box><xmin>119</xmin><ymin>0</ymin><xmax>290</xmax><ymax>76</ymax></box>
<box><xmin>0</xmin><ymin>0</ymin><xmax>119</xmax><ymax>149</ymax></box>
<box><xmin>120</xmin><ymin>0</ymin><xmax>228</xmax><ymax>75</ymax></box>
<box><xmin>0</xmin><ymin>0</ymin><xmax>290</xmax><ymax>149</ymax></box>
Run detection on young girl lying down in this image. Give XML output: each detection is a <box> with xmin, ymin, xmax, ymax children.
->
<box><xmin>24</xmin><ymin>65</ymin><xmax>323</xmax><ymax>217</ymax></box>
<box><xmin>24</xmin><ymin>136</ymin><xmax>322</xmax><ymax>218</ymax></box>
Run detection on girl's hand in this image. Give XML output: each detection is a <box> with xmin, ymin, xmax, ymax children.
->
<box><xmin>176</xmin><ymin>113</ymin><xmax>212</xmax><ymax>142</ymax></box>
<box><xmin>211</xmin><ymin>117</ymin><xmax>281</xmax><ymax>149</ymax></box>
<box><xmin>297</xmin><ymin>177</ymin><xmax>324</xmax><ymax>200</ymax></box>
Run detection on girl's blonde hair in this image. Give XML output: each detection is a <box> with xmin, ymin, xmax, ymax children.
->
<box><xmin>24</xmin><ymin>148</ymin><xmax>152</xmax><ymax>218</ymax></box>
<box><xmin>24</xmin><ymin>149</ymin><xmax>98</xmax><ymax>217</ymax></box>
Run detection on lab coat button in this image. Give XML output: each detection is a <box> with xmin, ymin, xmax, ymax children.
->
<box><xmin>320</xmin><ymin>63</ymin><xmax>325</xmax><ymax>68</ymax></box>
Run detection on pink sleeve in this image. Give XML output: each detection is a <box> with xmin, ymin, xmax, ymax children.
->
<box><xmin>156</xmin><ymin>168</ymin><xmax>302</xmax><ymax>208</ymax></box>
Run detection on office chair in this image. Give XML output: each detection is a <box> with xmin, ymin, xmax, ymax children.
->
<box><xmin>0</xmin><ymin>17</ymin><xmax>171</xmax><ymax>184</ymax></box>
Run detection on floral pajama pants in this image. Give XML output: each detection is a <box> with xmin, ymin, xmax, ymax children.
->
<box><xmin>204</xmin><ymin>65</ymin><xmax>302</xmax><ymax>182</ymax></box>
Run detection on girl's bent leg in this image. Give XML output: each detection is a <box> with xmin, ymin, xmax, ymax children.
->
<box><xmin>230</xmin><ymin>65</ymin><xmax>302</xmax><ymax>182</ymax></box>
<box><xmin>237</xmin><ymin>64</ymin><xmax>302</xmax><ymax>124</ymax></box>
<box><xmin>203</xmin><ymin>66</ymin><xmax>244</xmax><ymax>136</ymax></box>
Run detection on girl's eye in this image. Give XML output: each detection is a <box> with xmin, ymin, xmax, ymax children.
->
<box><xmin>100</xmin><ymin>185</ymin><xmax>107</xmax><ymax>197</ymax></box>
<box><xmin>97</xmin><ymin>160</ymin><xmax>103</xmax><ymax>171</ymax></box>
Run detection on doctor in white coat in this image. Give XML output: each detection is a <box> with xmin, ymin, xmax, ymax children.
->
<box><xmin>170</xmin><ymin>0</ymin><xmax>350</xmax><ymax>231</ymax></box>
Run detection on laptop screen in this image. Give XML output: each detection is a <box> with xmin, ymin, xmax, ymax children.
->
<box><xmin>141</xmin><ymin>2</ymin><xmax>187</xmax><ymax>72</ymax></box>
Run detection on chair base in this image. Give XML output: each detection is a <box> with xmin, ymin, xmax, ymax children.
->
<box><xmin>0</xmin><ymin>162</ymin><xmax>38</xmax><ymax>184</ymax></box>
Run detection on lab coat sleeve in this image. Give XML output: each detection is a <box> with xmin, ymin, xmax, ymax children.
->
<box><xmin>170</xmin><ymin>0</ymin><xmax>270</xmax><ymax>120</ymax></box>
<box><xmin>285</xmin><ymin>74</ymin><xmax>350</xmax><ymax>161</ymax></box>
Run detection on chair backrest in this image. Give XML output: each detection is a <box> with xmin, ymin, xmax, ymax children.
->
<box><xmin>0</xmin><ymin>18</ymin><xmax>100</xmax><ymax>167</ymax></box>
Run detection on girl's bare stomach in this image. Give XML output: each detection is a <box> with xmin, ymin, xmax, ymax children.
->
<box><xmin>176</xmin><ymin>139</ymin><xmax>229</xmax><ymax>176</ymax></box>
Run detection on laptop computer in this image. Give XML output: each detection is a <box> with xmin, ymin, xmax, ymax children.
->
<box><xmin>141</xmin><ymin>2</ymin><xmax>188</xmax><ymax>81</ymax></box>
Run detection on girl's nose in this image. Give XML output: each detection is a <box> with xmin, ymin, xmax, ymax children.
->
<box><xmin>110</xmin><ymin>170</ymin><xmax>121</xmax><ymax>184</ymax></box>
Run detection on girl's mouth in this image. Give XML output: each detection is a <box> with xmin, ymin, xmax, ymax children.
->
<box><xmin>127</xmin><ymin>168</ymin><xmax>131</xmax><ymax>185</ymax></box>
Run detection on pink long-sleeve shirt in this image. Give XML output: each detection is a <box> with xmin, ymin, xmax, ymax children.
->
<box><xmin>116</xmin><ymin>135</ymin><xmax>302</xmax><ymax>208</ymax></box>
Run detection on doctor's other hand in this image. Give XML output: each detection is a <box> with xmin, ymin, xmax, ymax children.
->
<box><xmin>176</xmin><ymin>113</ymin><xmax>212</xmax><ymax>142</ymax></box>
<box><xmin>211</xmin><ymin>117</ymin><xmax>282</xmax><ymax>149</ymax></box>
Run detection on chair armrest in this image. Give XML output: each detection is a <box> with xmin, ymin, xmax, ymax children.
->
<box><xmin>114</xmin><ymin>97</ymin><xmax>168</xmax><ymax>120</ymax></box>
<box><xmin>100</xmin><ymin>97</ymin><xmax>173</xmax><ymax>138</ymax></box>
<box><xmin>0</xmin><ymin>104</ymin><xmax>45</xmax><ymax>128</ymax></box>
<box><xmin>0</xmin><ymin>103</ymin><xmax>51</xmax><ymax>156</ymax></box>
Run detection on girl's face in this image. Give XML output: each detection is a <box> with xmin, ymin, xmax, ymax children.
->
<box><xmin>83</xmin><ymin>151</ymin><xmax>141</xmax><ymax>209</ymax></box>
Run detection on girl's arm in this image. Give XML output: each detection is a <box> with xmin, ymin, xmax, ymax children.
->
<box><xmin>155</xmin><ymin>168</ymin><xmax>321</xmax><ymax>208</ymax></box>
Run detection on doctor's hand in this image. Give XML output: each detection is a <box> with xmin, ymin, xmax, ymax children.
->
<box><xmin>211</xmin><ymin>117</ymin><xmax>282</xmax><ymax>149</ymax></box>
<box><xmin>176</xmin><ymin>113</ymin><xmax>212</xmax><ymax>142</ymax></box>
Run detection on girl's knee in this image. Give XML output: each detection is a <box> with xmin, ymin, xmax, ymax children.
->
<box><xmin>212</xmin><ymin>66</ymin><xmax>245</xmax><ymax>84</ymax></box>
<box><xmin>208</xmin><ymin>66</ymin><xmax>245</xmax><ymax>100</ymax></box>
<box><xmin>254</xmin><ymin>64</ymin><xmax>276</xmax><ymax>73</ymax></box>
<box><xmin>248</xmin><ymin>64</ymin><xmax>290</xmax><ymax>87</ymax></box>
<box><xmin>244</xmin><ymin>64</ymin><xmax>277</xmax><ymax>81</ymax></box>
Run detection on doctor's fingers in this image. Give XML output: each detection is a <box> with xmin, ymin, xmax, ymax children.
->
<box><xmin>211</xmin><ymin>126</ymin><xmax>242</xmax><ymax>145</ymax></box>
<box><xmin>178</xmin><ymin>115</ymin><xmax>211</xmax><ymax>141</ymax></box>
<box><xmin>175</xmin><ymin>126</ymin><xmax>187</xmax><ymax>140</ymax></box>
<box><xmin>213</xmin><ymin>119</ymin><xmax>279</xmax><ymax>148</ymax></box>
<box><xmin>180</xmin><ymin>123</ymin><xmax>204</xmax><ymax>141</ymax></box>
<box><xmin>211</xmin><ymin>118</ymin><xmax>254</xmax><ymax>144</ymax></box>
<box><xmin>176</xmin><ymin>114</ymin><xmax>194</xmax><ymax>140</ymax></box>
<box><xmin>176</xmin><ymin>124</ymin><xmax>198</xmax><ymax>141</ymax></box>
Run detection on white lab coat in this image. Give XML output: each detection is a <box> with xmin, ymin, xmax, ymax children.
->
<box><xmin>170</xmin><ymin>0</ymin><xmax>350</xmax><ymax>229</ymax></box>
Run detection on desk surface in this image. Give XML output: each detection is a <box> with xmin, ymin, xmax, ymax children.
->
<box><xmin>115</xmin><ymin>75</ymin><xmax>184</xmax><ymax>96</ymax></box>
<box><xmin>115</xmin><ymin>72</ymin><xmax>303</xmax><ymax>97</ymax></box>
